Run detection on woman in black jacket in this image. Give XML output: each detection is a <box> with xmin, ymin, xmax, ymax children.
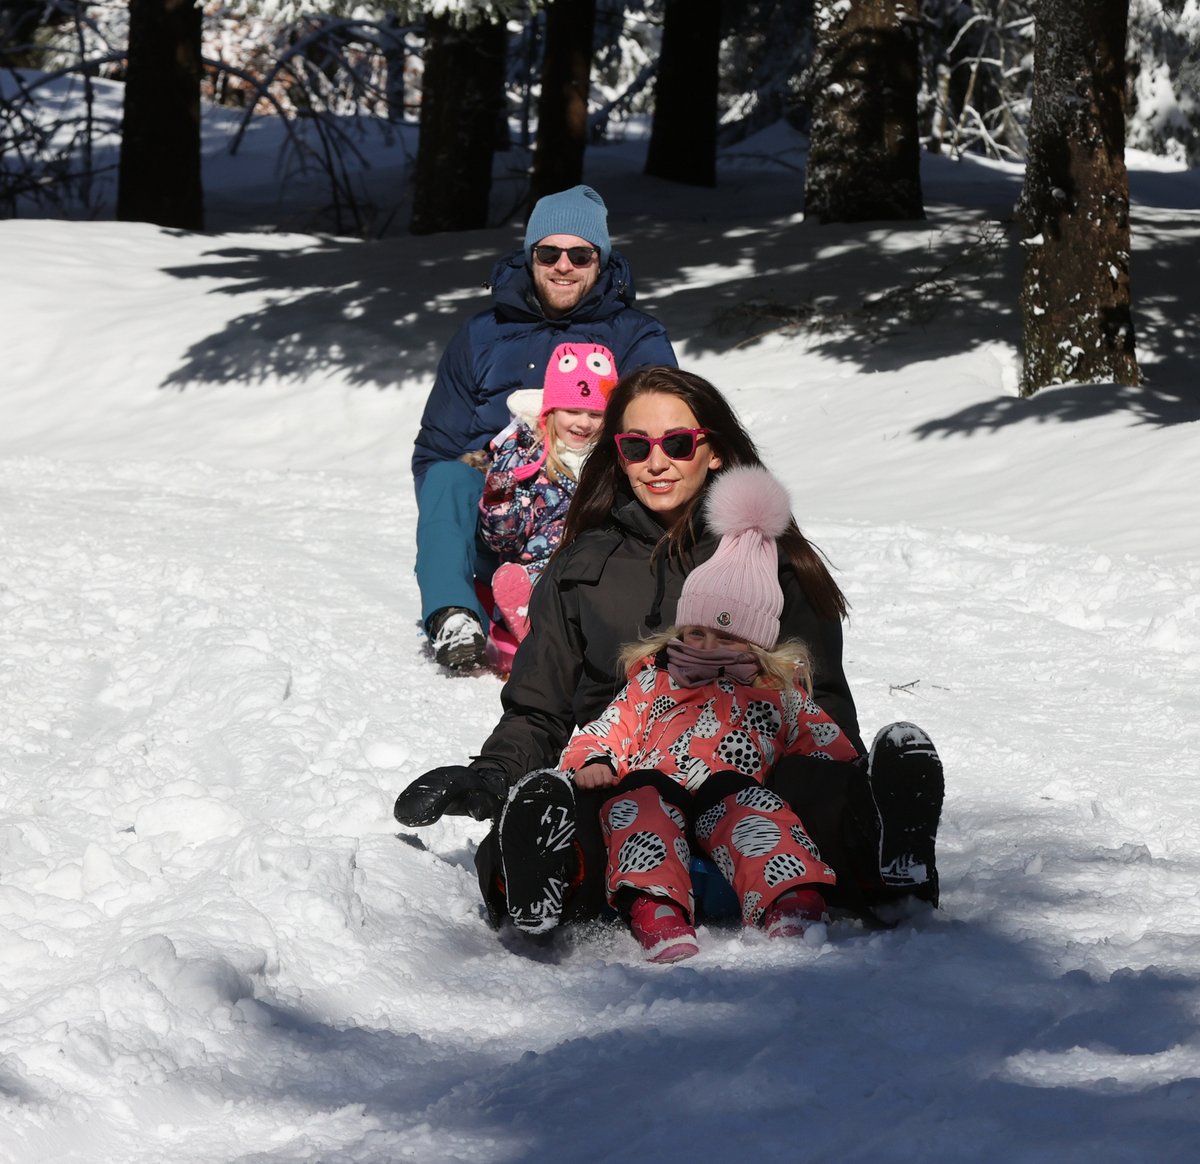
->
<box><xmin>396</xmin><ymin>368</ymin><xmax>943</xmax><ymax>932</ymax></box>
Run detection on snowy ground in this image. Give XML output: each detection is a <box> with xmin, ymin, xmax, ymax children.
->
<box><xmin>2</xmin><ymin>106</ymin><xmax>1200</xmax><ymax>1162</ymax></box>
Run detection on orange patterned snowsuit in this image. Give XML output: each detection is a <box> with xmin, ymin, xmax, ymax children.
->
<box><xmin>559</xmin><ymin>660</ymin><xmax>861</xmax><ymax>925</ymax></box>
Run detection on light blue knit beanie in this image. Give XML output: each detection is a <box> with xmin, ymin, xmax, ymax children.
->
<box><xmin>524</xmin><ymin>185</ymin><xmax>611</xmax><ymax>268</ymax></box>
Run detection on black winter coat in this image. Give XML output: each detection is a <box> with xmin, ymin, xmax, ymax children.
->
<box><xmin>474</xmin><ymin>489</ymin><xmax>863</xmax><ymax>781</ymax></box>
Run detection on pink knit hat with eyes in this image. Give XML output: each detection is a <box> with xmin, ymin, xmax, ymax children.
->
<box><xmin>512</xmin><ymin>342</ymin><xmax>618</xmax><ymax>481</ymax></box>
<box><xmin>540</xmin><ymin>342</ymin><xmax>618</xmax><ymax>421</ymax></box>
<box><xmin>675</xmin><ymin>466</ymin><xmax>793</xmax><ymax>649</ymax></box>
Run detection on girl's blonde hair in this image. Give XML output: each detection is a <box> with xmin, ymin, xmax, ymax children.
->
<box><xmin>617</xmin><ymin>626</ymin><xmax>813</xmax><ymax>692</ymax></box>
<box><xmin>542</xmin><ymin>431</ymin><xmax>571</xmax><ymax>485</ymax></box>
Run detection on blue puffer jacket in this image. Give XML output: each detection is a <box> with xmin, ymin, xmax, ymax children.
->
<box><xmin>412</xmin><ymin>249</ymin><xmax>677</xmax><ymax>488</ymax></box>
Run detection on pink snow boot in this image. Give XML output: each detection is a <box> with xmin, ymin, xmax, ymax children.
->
<box><xmin>491</xmin><ymin>562</ymin><xmax>534</xmax><ymax>643</ymax></box>
<box><xmin>762</xmin><ymin>888</ymin><xmax>827</xmax><ymax>940</ymax></box>
<box><xmin>629</xmin><ymin>895</ymin><xmax>699</xmax><ymax>964</ymax></box>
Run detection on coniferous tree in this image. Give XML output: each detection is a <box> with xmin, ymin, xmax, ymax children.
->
<box><xmin>804</xmin><ymin>0</ymin><xmax>923</xmax><ymax>222</ymax></box>
<box><xmin>1017</xmin><ymin>0</ymin><xmax>1139</xmax><ymax>394</ymax></box>
<box><xmin>529</xmin><ymin>0</ymin><xmax>597</xmax><ymax>206</ymax></box>
<box><xmin>117</xmin><ymin>0</ymin><xmax>203</xmax><ymax>230</ymax></box>
<box><xmin>716</xmin><ymin>0</ymin><xmax>813</xmax><ymax>145</ymax></box>
<box><xmin>645</xmin><ymin>0</ymin><xmax>721</xmax><ymax>186</ymax></box>
<box><xmin>410</xmin><ymin>10</ymin><xmax>507</xmax><ymax>234</ymax></box>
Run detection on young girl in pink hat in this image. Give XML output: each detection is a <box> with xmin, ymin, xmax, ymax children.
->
<box><xmin>557</xmin><ymin>464</ymin><xmax>859</xmax><ymax>963</ymax></box>
<box><xmin>479</xmin><ymin>342</ymin><xmax>617</xmax><ymax>644</ymax></box>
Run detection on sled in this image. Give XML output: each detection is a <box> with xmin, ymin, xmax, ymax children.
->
<box><xmin>690</xmin><ymin>856</ymin><xmax>740</xmax><ymax>921</ymax></box>
<box><xmin>485</xmin><ymin>623</ymin><xmax>519</xmax><ymax>674</ymax></box>
<box><xmin>474</xmin><ymin>578</ymin><xmax>519</xmax><ymax>675</ymax></box>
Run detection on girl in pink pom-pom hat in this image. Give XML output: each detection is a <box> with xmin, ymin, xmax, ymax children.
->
<box><xmin>556</xmin><ymin>464</ymin><xmax>860</xmax><ymax>963</ymax></box>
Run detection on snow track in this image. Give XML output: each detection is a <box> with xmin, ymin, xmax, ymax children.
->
<box><xmin>3</xmin><ymin>460</ymin><xmax>1199</xmax><ymax>1161</ymax></box>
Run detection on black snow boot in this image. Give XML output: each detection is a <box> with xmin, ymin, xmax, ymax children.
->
<box><xmin>867</xmin><ymin>722</ymin><xmax>945</xmax><ymax>907</ymax></box>
<box><xmin>427</xmin><ymin>605</ymin><xmax>486</xmax><ymax>671</ymax></box>
<box><xmin>498</xmin><ymin>768</ymin><xmax>576</xmax><ymax>934</ymax></box>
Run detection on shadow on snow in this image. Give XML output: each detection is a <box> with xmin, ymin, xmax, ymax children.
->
<box><xmin>157</xmin><ymin>187</ymin><xmax>1200</xmax><ymax>432</ymax></box>
<box><xmin>218</xmin><ymin>907</ymin><xmax>1200</xmax><ymax>1163</ymax></box>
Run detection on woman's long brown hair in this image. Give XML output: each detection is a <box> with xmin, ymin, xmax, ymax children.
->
<box><xmin>558</xmin><ymin>366</ymin><xmax>849</xmax><ymax>621</ymax></box>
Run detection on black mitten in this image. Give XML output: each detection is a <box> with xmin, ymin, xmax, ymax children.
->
<box><xmin>394</xmin><ymin>765</ymin><xmax>508</xmax><ymax>826</ymax></box>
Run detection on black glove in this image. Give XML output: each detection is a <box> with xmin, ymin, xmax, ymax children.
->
<box><xmin>393</xmin><ymin>765</ymin><xmax>508</xmax><ymax>827</ymax></box>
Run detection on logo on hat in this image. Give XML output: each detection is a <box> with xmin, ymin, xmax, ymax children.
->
<box><xmin>715</xmin><ymin>611</ymin><xmax>732</xmax><ymax>628</ymax></box>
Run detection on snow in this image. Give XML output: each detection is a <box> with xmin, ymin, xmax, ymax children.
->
<box><xmin>2</xmin><ymin>110</ymin><xmax>1200</xmax><ymax>1162</ymax></box>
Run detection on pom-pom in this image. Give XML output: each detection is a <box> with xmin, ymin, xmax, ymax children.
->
<box><xmin>703</xmin><ymin>466</ymin><xmax>792</xmax><ymax>540</ymax></box>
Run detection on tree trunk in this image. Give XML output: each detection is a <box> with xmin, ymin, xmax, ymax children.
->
<box><xmin>529</xmin><ymin>0</ymin><xmax>596</xmax><ymax>207</ymax></box>
<box><xmin>645</xmin><ymin>0</ymin><xmax>721</xmax><ymax>186</ymax></box>
<box><xmin>383</xmin><ymin>15</ymin><xmax>409</xmax><ymax>122</ymax></box>
<box><xmin>117</xmin><ymin>0</ymin><xmax>203</xmax><ymax>230</ymax></box>
<box><xmin>1018</xmin><ymin>0</ymin><xmax>1139</xmax><ymax>394</ymax></box>
<box><xmin>804</xmin><ymin>0</ymin><xmax>924</xmax><ymax>223</ymax></box>
<box><xmin>410</xmin><ymin>13</ymin><xmax>507</xmax><ymax>235</ymax></box>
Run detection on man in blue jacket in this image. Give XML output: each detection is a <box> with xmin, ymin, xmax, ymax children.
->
<box><xmin>413</xmin><ymin>185</ymin><xmax>678</xmax><ymax>669</ymax></box>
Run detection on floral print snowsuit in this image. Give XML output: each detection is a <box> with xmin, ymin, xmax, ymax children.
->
<box><xmin>479</xmin><ymin>422</ymin><xmax>575</xmax><ymax>577</ymax></box>
<box><xmin>559</xmin><ymin>659</ymin><xmax>860</xmax><ymax>925</ymax></box>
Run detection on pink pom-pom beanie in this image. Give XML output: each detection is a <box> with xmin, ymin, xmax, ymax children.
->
<box><xmin>674</xmin><ymin>465</ymin><xmax>793</xmax><ymax>649</ymax></box>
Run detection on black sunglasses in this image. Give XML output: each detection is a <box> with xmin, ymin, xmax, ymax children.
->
<box><xmin>533</xmin><ymin>245</ymin><xmax>598</xmax><ymax>268</ymax></box>
<box><xmin>614</xmin><ymin>428</ymin><xmax>712</xmax><ymax>463</ymax></box>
